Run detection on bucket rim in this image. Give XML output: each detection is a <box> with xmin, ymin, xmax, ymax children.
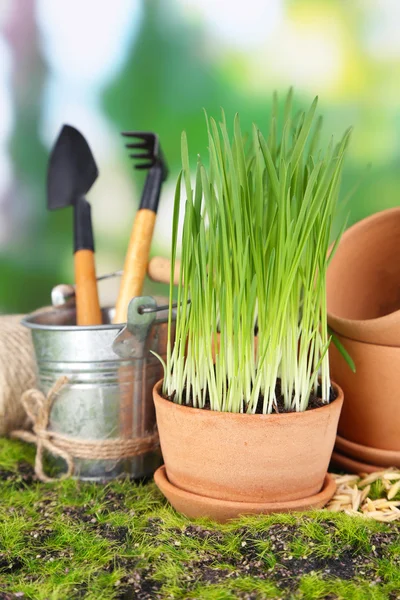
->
<box><xmin>21</xmin><ymin>306</ymin><xmax>124</xmax><ymax>332</ymax></box>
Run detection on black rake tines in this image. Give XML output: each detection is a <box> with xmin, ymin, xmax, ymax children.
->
<box><xmin>121</xmin><ymin>131</ymin><xmax>168</xmax><ymax>180</ymax></box>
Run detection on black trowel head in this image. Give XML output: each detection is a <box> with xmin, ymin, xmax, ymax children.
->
<box><xmin>47</xmin><ymin>124</ymin><xmax>98</xmax><ymax>210</ymax></box>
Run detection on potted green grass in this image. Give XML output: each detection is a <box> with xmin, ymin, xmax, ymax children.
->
<box><xmin>153</xmin><ymin>92</ymin><xmax>350</xmax><ymax>521</ymax></box>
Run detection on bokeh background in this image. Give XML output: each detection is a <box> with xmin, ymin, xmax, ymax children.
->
<box><xmin>1</xmin><ymin>0</ymin><xmax>399</xmax><ymax>314</ymax></box>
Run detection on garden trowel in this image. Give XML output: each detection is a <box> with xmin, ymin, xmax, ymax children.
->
<box><xmin>47</xmin><ymin>124</ymin><xmax>102</xmax><ymax>326</ymax></box>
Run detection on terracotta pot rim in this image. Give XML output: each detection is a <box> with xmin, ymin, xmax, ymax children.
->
<box><xmin>328</xmin><ymin>207</ymin><xmax>400</xmax><ymax>326</ymax></box>
<box><xmin>154</xmin><ymin>465</ymin><xmax>337</xmax><ymax>519</ymax></box>
<box><xmin>336</xmin><ymin>434</ymin><xmax>400</xmax><ymax>467</ymax></box>
<box><xmin>331</xmin><ymin>450</ymin><xmax>381</xmax><ymax>474</ymax></box>
<box><xmin>334</xmin><ymin>206</ymin><xmax>400</xmax><ymax>248</ymax></box>
<box><xmin>153</xmin><ymin>379</ymin><xmax>343</xmax><ymax>419</ymax></box>
<box><xmin>328</xmin><ymin>311</ymin><xmax>400</xmax><ymax>330</ymax></box>
<box><xmin>328</xmin><ymin>331</ymin><xmax>400</xmax><ymax>350</ymax></box>
<box><xmin>336</xmin><ymin>206</ymin><xmax>400</xmax><ymax>243</ymax></box>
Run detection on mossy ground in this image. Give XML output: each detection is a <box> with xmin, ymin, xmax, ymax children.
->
<box><xmin>0</xmin><ymin>439</ymin><xmax>399</xmax><ymax>600</ymax></box>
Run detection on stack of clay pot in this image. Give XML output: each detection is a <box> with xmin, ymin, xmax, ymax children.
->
<box><xmin>327</xmin><ymin>207</ymin><xmax>400</xmax><ymax>473</ymax></box>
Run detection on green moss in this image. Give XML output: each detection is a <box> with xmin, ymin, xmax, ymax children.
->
<box><xmin>0</xmin><ymin>438</ymin><xmax>36</xmax><ymax>470</ymax></box>
<box><xmin>297</xmin><ymin>574</ymin><xmax>390</xmax><ymax>600</ymax></box>
<box><xmin>0</xmin><ymin>438</ymin><xmax>399</xmax><ymax>599</ymax></box>
<box><xmin>188</xmin><ymin>577</ymin><xmax>281</xmax><ymax>599</ymax></box>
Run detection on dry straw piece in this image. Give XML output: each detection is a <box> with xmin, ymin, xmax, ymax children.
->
<box><xmin>0</xmin><ymin>314</ymin><xmax>37</xmax><ymax>435</ymax></box>
<box><xmin>327</xmin><ymin>469</ymin><xmax>400</xmax><ymax>522</ymax></box>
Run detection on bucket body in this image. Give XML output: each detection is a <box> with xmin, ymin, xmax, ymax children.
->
<box><xmin>22</xmin><ymin>301</ymin><xmax>171</xmax><ymax>481</ymax></box>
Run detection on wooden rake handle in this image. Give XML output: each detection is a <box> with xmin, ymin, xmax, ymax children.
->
<box><xmin>147</xmin><ymin>256</ymin><xmax>181</xmax><ymax>286</ymax></box>
<box><xmin>74</xmin><ymin>249</ymin><xmax>102</xmax><ymax>325</ymax></box>
<box><xmin>114</xmin><ymin>209</ymin><xmax>157</xmax><ymax>324</ymax></box>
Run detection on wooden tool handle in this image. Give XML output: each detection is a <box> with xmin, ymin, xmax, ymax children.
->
<box><xmin>147</xmin><ymin>256</ymin><xmax>181</xmax><ymax>286</ymax></box>
<box><xmin>74</xmin><ymin>249</ymin><xmax>102</xmax><ymax>326</ymax></box>
<box><xmin>114</xmin><ymin>209</ymin><xmax>157</xmax><ymax>324</ymax></box>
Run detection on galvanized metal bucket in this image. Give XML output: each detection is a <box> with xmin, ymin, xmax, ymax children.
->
<box><xmin>21</xmin><ymin>296</ymin><xmax>173</xmax><ymax>481</ymax></box>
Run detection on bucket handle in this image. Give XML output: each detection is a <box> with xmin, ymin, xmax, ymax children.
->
<box><xmin>112</xmin><ymin>296</ymin><xmax>157</xmax><ymax>359</ymax></box>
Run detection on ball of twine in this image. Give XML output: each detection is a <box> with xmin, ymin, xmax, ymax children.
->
<box><xmin>0</xmin><ymin>314</ymin><xmax>36</xmax><ymax>436</ymax></box>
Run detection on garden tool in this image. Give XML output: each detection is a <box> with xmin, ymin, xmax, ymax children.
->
<box><xmin>147</xmin><ymin>256</ymin><xmax>180</xmax><ymax>287</ymax></box>
<box><xmin>47</xmin><ymin>124</ymin><xmax>102</xmax><ymax>326</ymax></box>
<box><xmin>50</xmin><ymin>257</ymin><xmax>180</xmax><ymax>310</ymax></box>
<box><xmin>51</xmin><ymin>271</ymin><xmax>123</xmax><ymax>309</ymax></box>
<box><xmin>113</xmin><ymin>132</ymin><xmax>168</xmax><ymax>324</ymax></box>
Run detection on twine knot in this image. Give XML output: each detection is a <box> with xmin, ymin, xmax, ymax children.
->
<box><xmin>11</xmin><ymin>377</ymin><xmax>73</xmax><ymax>483</ymax></box>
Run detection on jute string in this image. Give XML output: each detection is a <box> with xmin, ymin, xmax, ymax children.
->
<box><xmin>11</xmin><ymin>376</ymin><xmax>160</xmax><ymax>483</ymax></box>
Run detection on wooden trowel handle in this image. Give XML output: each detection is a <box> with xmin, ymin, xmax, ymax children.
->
<box><xmin>74</xmin><ymin>249</ymin><xmax>102</xmax><ymax>325</ymax></box>
<box><xmin>147</xmin><ymin>256</ymin><xmax>181</xmax><ymax>286</ymax></box>
<box><xmin>114</xmin><ymin>209</ymin><xmax>157</xmax><ymax>324</ymax></box>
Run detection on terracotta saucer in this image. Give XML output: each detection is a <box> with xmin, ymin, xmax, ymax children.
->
<box><xmin>331</xmin><ymin>450</ymin><xmax>381</xmax><ymax>474</ymax></box>
<box><xmin>154</xmin><ymin>466</ymin><xmax>336</xmax><ymax>523</ymax></box>
<box><xmin>335</xmin><ymin>435</ymin><xmax>400</xmax><ymax>469</ymax></box>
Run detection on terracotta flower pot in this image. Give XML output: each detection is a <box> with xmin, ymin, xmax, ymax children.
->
<box><xmin>327</xmin><ymin>209</ymin><xmax>400</xmax><ymax>472</ymax></box>
<box><xmin>327</xmin><ymin>207</ymin><xmax>400</xmax><ymax>346</ymax></box>
<box><xmin>329</xmin><ymin>333</ymin><xmax>400</xmax><ymax>470</ymax></box>
<box><xmin>153</xmin><ymin>380</ymin><xmax>343</xmax><ymax>521</ymax></box>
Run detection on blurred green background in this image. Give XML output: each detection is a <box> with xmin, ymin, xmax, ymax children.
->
<box><xmin>0</xmin><ymin>0</ymin><xmax>399</xmax><ymax>314</ymax></box>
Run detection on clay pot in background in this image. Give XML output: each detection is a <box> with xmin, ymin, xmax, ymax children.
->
<box><xmin>153</xmin><ymin>380</ymin><xmax>343</xmax><ymax>522</ymax></box>
<box><xmin>327</xmin><ymin>207</ymin><xmax>400</xmax><ymax>346</ymax></box>
<box><xmin>327</xmin><ymin>207</ymin><xmax>400</xmax><ymax>472</ymax></box>
<box><xmin>329</xmin><ymin>334</ymin><xmax>400</xmax><ymax>469</ymax></box>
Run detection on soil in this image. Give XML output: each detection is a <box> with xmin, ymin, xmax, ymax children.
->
<box><xmin>167</xmin><ymin>378</ymin><xmax>337</xmax><ymax>414</ymax></box>
<box><xmin>0</xmin><ymin>555</ymin><xmax>24</xmax><ymax>575</ymax></box>
<box><xmin>0</xmin><ymin>462</ymin><xmax>36</xmax><ymax>487</ymax></box>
